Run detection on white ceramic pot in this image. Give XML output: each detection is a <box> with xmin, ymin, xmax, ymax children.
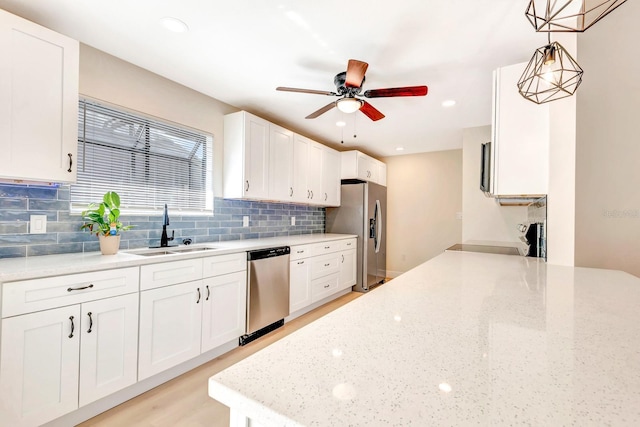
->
<box><xmin>98</xmin><ymin>234</ymin><xmax>121</xmax><ymax>255</ymax></box>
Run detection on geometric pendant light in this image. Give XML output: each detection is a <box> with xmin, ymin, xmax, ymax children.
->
<box><xmin>525</xmin><ymin>0</ymin><xmax>628</xmax><ymax>32</ymax></box>
<box><xmin>517</xmin><ymin>39</ymin><xmax>584</xmax><ymax>104</ymax></box>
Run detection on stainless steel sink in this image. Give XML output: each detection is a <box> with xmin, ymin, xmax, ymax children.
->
<box><xmin>128</xmin><ymin>246</ymin><xmax>219</xmax><ymax>256</ymax></box>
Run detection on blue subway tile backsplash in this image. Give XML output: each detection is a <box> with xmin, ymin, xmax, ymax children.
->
<box><xmin>0</xmin><ymin>183</ymin><xmax>326</xmax><ymax>259</ymax></box>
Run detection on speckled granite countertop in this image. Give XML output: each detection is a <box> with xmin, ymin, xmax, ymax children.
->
<box><xmin>0</xmin><ymin>234</ymin><xmax>355</xmax><ymax>282</ymax></box>
<box><xmin>208</xmin><ymin>251</ymin><xmax>640</xmax><ymax>426</ymax></box>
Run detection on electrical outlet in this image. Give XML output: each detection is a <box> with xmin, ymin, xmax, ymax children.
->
<box><xmin>456</xmin><ymin>211</ymin><xmax>463</xmax><ymax>220</ymax></box>
<box><xmin>243</xmin><ymin>216</ymin><xmax>249</xmax><ymax>227</ymax></box>
<box><xmin>291</xmin><ymin>216</ymin><xmax>296</xmax><ymax>226</ymax></box>
<box><xmin>30</xmin><ymin>215</ymin><xmax>47</xmax><ymax>234</ymax></box>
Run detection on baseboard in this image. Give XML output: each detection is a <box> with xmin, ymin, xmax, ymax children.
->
<box><xmin>386</xmin><ymin>270</ymin><xmax>405</xmax><ymax>279</ymax></box>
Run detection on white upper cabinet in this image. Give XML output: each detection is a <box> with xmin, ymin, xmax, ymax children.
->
<box><xmin>224</xmin><ymin>111</ymin><xmax>342</xmax><ymax>206</ymax></box>
<box><xmin>321</xmin><ymin>146</ymin><xmax>341</xmax><ymax>206</ymax></box>
<box><xmin>0</xmin><ymin>9</ymin><xmax>79</xmax><ymax>184</ymax></box>
<box><xmin>341</xmin><ymin>150</ymin><xmax>387</xmax><ymax>187</ymax></box>
<box><xmin>224</xmin><ymin>111</ymin><xmax>270</xmax><ymax>200</ymax></box>
<box><xmin>491</xmin><ymin>62</ymin><xmax>549</xmax><ymax>196</ymax></box>
<box><xmin>269</xmin><ymin>124</ymin><xmax>295</xmax><ymax>201</ymax></box>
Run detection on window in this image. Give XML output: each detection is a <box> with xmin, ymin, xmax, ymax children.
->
<box><xmin>71</xmin><ymin>99</ymin><xmax>213</xmax><ymax>215</ymax></box>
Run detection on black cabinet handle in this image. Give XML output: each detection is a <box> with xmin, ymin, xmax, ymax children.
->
<box><xmin>69</xmin><ymin>316</ymin><xmax>75</xmax><ymax>338</ymax></box>
<box><xmin>290</xmin><ymin>187</ymin><xmax>293</xmax><ymax>197</ymax></box>
<box><xmin>67</xmin><ymin>284</ymin><xmax>94</xmax><ymax>292</ymax></box>
<box><xmin>196</xmin><ymin>287</ymin><xmax>201</xmax><ymax>304</ymax></box>
<box><xmin>67</xmin><ymin>153</ymin><xmax>73</xmax><ymax>173</ymax></box>
<box><xmin>206</xmin><ymin>285</ymin><xmax>210</xmax><ymax>301</ymax></box>
<box><xmin>87</xmin><ymin>312</ymin><xmax>93</xmax><ymax>333</ymax></box>
<box><xmin>245</xmin><ymin>180</ymin><xmax>250</xmax><ymax>192</ymax></box>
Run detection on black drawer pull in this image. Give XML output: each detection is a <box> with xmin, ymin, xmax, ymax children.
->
<box><xmin>297</xmin><ymin>261</ymin><xmax>305</xmax><ymax>265</ymax></box>
<box><xmin>67</xmin><ymin>153</ymin><xmax>73</xmax><ymax>173</ymax></box>
<box><xmin>196</xmin><ymin>287</ymin><xmax>201</xmax><ymax>304</ymax></box>
<box><xmin>87</xmin><ymin>312</ymin><xmax>93</xmax><ymax>333</ymax></box>
<box><xmin>324</xmin><ymin>263</ymin><xmax>330</xmax><ymax>267</ymax></box>
<box><xmin>68</xmin><ymin>284</ymin><xmax>94</xmax><ymax>292</ymax></box>
<box><xmin>69</xmin><ymin>316</ymin><xmax>75</xmax><ymax>338</ymax></box>
<box><xmin>206</xmin><ymin>285</ymin><xmax>210</xmax><ymax>301</ymax></box>
<box><xmin>324</xmin><ymin>284</ymin><xmax>330</xmax><ymax>289</ymax></box>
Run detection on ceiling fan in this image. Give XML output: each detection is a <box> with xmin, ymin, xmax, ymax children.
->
<box><xmin>276</xmin><ymin>59</ymin><xmax>428</xmax><ymax>121</ymax></box>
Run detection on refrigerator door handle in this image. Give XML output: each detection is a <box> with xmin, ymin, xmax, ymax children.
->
<box><xmin>374</xmin><ymin>199</ymin><xmax>382</xmax><ymax>253</ymax></box>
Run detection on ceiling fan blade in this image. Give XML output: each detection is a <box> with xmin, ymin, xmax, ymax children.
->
<box><xmin>363</xmin><ymin>85</ymin><xmax>428</xmax><ymax>98</ymax></box>
<box><xmin>359</xmin><ymin>101</ymin><xmax>385</xmax><ymax>121</ymax></box>
<box><xmin>305</xmin><ymin>102</ymin><xmax>336</xmax><ymax>119</ymax></box>
<box><xmin>345</xmin><ymin>59</ymin><xmax>368</xmax><ymax>88</ymax></box>
<box><xmin>277</xmin><ymin>87</ymin><xmax>337</xmax><ymax>96</ymax></box>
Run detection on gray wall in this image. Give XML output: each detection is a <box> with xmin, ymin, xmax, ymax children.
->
<box><xmin>574</xmin><ymin>1</ymin><xmax>640</xmax><ymax>277</ymax></box>
<box><xmin>0</xmin><ymin>183</ymin><xmax>324</xmax><ymax>258</ymax></box>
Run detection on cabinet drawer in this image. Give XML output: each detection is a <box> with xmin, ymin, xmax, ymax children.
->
<box><xmin>310</xmin><ymin>253</ymin><xmax>340</xmax><ymax>280</ymax></box>
<box><xmin>290</xmin><ymin>244</ymin><xmax>314</xmax><ymax>261</ymax></box>
<box><xmin>202</xmin><ymin>252</ymin><xmax>246</xmax><ymax>278</ymax></box>
<box><xmin>311</xmin><ymin>273</ymin><xmax>339</xmax><ymax>303</ymax></box>
<box><xmin>312</xmin><ymin>241</ymin><xmax>341</xmax><ymax>256</ymax></box>
<box><xmin>1</xmin><ymin>267</ymin><xmax>139</xmax><ymax>318</ymax></box>
<box><xmin>140</xmin><ymin>259</ymin><xmax>203</xmax><ymax>291</ymax></box>
<box><xmin>338</xmin><ymin>238</ymin><xmax>357</xmax><ymax>251</ymax></box>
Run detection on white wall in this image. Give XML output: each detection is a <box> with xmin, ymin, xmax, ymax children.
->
<box><xmin>462</xmin><ymin>126</ymin><xmax>527</xmax><ymax>245</ymax></box>
<box><xmin>79</xmin><ymin>44</ymin><xmax>237</xmax><ymax>197</ymax></box>
<box><xmin>383</xmin><ymin>150</ymin><xmax>462</xmax><ymax>277</ymax></box>
<box><xmin>573</xmin><ymin>1</ymin><xmax>640</xmax><ymax>277</ymax></box>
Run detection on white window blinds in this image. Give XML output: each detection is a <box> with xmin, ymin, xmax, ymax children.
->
<box><xmin>71</xmin><ymin>99</ymin><xmax>213</xmax><ymax>215</ymax></box>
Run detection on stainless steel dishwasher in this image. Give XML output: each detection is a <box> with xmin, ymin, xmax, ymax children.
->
<box><xmin>240</xmin><ymin>246</ymin><xmax>290</xmax><ymax>345</ymax></box>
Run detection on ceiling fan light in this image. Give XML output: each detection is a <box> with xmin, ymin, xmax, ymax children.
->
<box><xmin>525</xmin><ymin>0</ymin><xmax>628</xmax><ymax>32</ymax></box>
<box><xmin>336</xmin><ymin>98</ymin><xmax>363</xmax><ymax>114</ymax></box>
<box><xmin>517</xmin><ymin>41</ymin><xmax>584</xmax><ymax>104</ymax></box>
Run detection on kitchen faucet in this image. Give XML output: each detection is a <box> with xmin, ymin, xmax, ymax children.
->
<box><xmin>160</xmin><ymin>204</ymin><xmax>174</xmax><ymax>247</ymax></box>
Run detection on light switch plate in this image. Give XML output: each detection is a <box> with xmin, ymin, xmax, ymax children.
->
<box><xmin>30</xmin><ymin>215</ymin><xmax>47</xmax><ymax>234</ymax></box>
<box><xmin>243</xmin><ymin>216</ymin><xmax>249</xmax><ymax>227</ymax></box>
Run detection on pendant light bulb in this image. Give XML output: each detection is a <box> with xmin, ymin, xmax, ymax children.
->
<box><xmin>543</xmin><ymin>45</ymin><xmax>556</xmax><ymax>66</ymax></box>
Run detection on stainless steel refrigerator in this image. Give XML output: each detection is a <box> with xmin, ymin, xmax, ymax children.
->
<box><xmin>326</xmin><ymin>180</ymin><xmax>386</xmax><ymax>292</ymax></box>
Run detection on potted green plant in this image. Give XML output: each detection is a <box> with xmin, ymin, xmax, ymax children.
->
<box><xmin>80</xmin><ymin>191</ymin><xmax>133</xmax><ymax>255</ymax></box>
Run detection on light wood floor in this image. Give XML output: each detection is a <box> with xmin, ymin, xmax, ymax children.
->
<box><xmin>78</xmin><ymin>291</ymin><xmax>362</xmax><ymax>427</ymax></box>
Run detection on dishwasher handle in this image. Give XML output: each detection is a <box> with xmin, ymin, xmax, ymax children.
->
<box><xmin>247</xmin><ymin>246</ymin><xmax>290</xmax><ymax>261</ymax></box>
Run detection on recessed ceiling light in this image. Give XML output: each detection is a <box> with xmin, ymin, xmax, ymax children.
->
<box><xmin>336</xmin><ymin>121</ymin><xmax>346</xmax><ymax>127</ymax></box>
<box><xmin>160</xmin><ymin>17</ymin><xmax>189</xmax><ymax>33</ymax></box>
<box><xmin>442</xmin><ymin>100</ymin><xmax>456</xmax><ymax>107</ymax></box>
<box><xmin>396</xmin><ymin>147</ymin><xmax>404</xmax><ymax>151</ymax></box>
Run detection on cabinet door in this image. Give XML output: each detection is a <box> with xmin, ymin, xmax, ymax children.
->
<box><xmin>321</xmin><ymin>147</ymin><xmax>341</xmax><ymax>206</ymax></box>
<box><xmin>201</xmin><ymin>271</ymin><xmax>247</xmax><ymax>353</ymax></box>
<box><xmin>377</xmin><ymin>161</ymin><xmax>387</xmax><ymax>187</ymax></box>
<box><xmin>356</xmin><ymin>152</ymin><xmax>379</xmax><ymax>182</ymax></box>
<box><xmin>306</xmin><ymin>142</ymin><xmax>323</xmax><ymax>204</ymax></box>
<box><xmin>79</xmin><ymin>293</ymin><xmax>139</xmax><ymax>407</ymax></box>
<box><xmin>492</xmin><ymin>63</ymin><xmax>549</xmax><ymax>196</ymax></box>
<box><xmin>292</xmin><ymin>134</ymin><xmax>310</xmax><ymax>203</ymax></box>
<box><xmin>290</xmin><ymin>259</ymin><xmax>312</xmax><ymax>313</ymax></box>
<box><xmin>339</xmin><ymin>249</ymin><xmax>357</xmax><ymax>290</ymax></box>
<box><xmin>138</xmin><ymin>281</ymin><xmax>203</xmax><ymax>380</ymax></box>
<box><xmin>244</xmin><ymin>113</ymin><xmax>270</xmax><ymax>199</ymax></box>
<box><xmin>0</xmin><ymin>305</ymin><xmax>80</xmax><ymax>427</ymax></box>
<box><xmin>269</xmin><ymin>124</ymin><xmax>295</xmax><ymax>201</ymax></box>
<box><xmin>0</xmin><ymin>9</ymin><xmax>79</xmax><ymax>183</ymax></box>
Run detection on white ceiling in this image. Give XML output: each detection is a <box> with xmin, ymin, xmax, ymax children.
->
<box><xmin>0</xmin><ymin>0</ymin><xmax>544</xmax><ymax>158</ymax></box>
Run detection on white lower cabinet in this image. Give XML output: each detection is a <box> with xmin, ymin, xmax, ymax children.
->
<box><xmin>201</xmin><ymin>271</ymin><xmax>247</xmax><ymax>353</ymax></box>
<box><xmin>339</xmin><ymin>248</ymin><xmax>357</xmax><ymax>290</ymax></box>
<box><xmin>0</xmin><ymin>305</ymin><xmax>80</xmax><ymax>427</ymax></box>
<box><xmin>289</xmin><ymin>238</ymin><xmax>357</xmax><ymax>313</ymax></box>
<box><xmin>0</xmin><ymin>292</ymin><xmax>139</xmax><ymax>426</ymax></box>
<box><xmin>138</xmin><ymin>253</ymin><xmax>247</xmax><ymax>380</ymax></box>
<box><xmin>138</xmin><ymin>280</ymin><xmax>203</xmax><ymax>381</ymax></box>
<box><xmin>79</xmin><ymin>293</ymin><xmax>139</xmax><ymax>406</ymax></box>
<box><xmin>289</xmin><ymin>258</ymin><xmax>312</xmax><ymax>313</ymax></box>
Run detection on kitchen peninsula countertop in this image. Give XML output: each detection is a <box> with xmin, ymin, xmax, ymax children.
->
<box><xmin>208</xmin><ymin>251</ymin><xmax>640</xmax><ymax>426</ymax></box>
<box><xmin>0</xmin><ymin>233</ymin><xmax>355</xmax><ymax>282</ymax></box>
